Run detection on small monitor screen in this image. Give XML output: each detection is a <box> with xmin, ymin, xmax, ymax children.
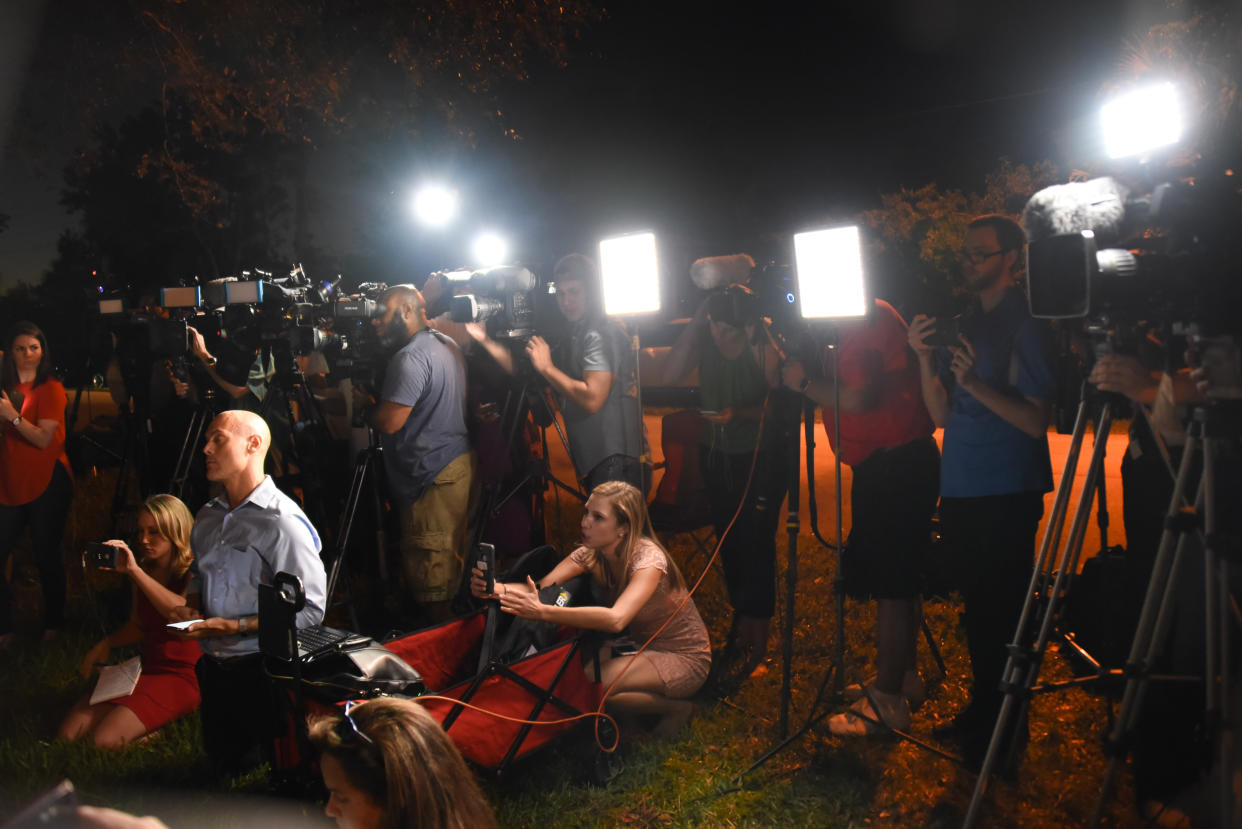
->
<box><xmin>160</xmin><ymin>286</ymin><xmax>201</xmax><ymax>308</ymax></box>
<box><xmin>1026</xmin><ymin>232</ymin><xmax>1094</xmax><ymax>319</ymax></box>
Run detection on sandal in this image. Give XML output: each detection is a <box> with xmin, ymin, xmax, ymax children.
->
<box><xmin>843</xmin><ymin>669</ymin><xmax>927</xmax><ymax>710</ymax></box>
<box><xmin>828</xmin><ymin>690</ymin><xmax>911</xmax><ymax>737</ymax></box>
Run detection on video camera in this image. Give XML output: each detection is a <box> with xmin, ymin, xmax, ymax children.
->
<box><xmin>318</xmin><ymin>282</ymin><xmax>389</xmax><ymax>387</ymax></box>
<box><xmin>1023</xmin><ymin>172</ymin><xmax>1242</xmax><ymax>334</ymax></box>
<box><xmin>446</xmin><ymin>265</ymin><xmax>540</xmax><ymax>340</ymax></box>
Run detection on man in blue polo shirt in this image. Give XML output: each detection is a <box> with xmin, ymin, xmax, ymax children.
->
<box><xmin>909</xmin><ymin>214</ymin><xmax>1056</xmax><ymax>769</ymax></box>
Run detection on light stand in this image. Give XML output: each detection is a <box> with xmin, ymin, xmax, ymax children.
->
<box><xmin>734</xmin><ymin>225</ymin><xmax>958</xmax><ymax>786</ymax></box>
<box><xmin>784</xmin><ymin>227</ymin><xmax>868</xmax><ymax>732</ymax></box>
<box><xmin>599</xmin><ymin>231</ymin><xmax>662</xmax><ymax>495</ymax></box>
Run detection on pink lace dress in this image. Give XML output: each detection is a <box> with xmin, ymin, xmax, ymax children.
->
<box><xmin>570</xmin><ymin>539</ymin><xmax>711</xmax><ymax>698</ymax></box>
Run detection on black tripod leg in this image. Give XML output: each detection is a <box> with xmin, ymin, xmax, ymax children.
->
<box><xmin>920</xmin><ymin>616</ymin><xmax>948</xmax><ymax>680</ymax></box>
<box><xmin>171</xmin><ymin>408</ymin><xmax>208</xmax><ymax>501</ymax></box>
<box><xmin>325</xmin><ymin>448</ymin><xmax>375</xmax><ymax>630</ymax></box>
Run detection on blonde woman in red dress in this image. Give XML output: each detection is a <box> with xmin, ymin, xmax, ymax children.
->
<box><xmin>59</xmin><ymin>494</ymin><xmax>201</xmax><ymax>748</ymax></box>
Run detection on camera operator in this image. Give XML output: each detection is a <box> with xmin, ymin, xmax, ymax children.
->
<box><xmin>908</xmin><ymin>214</ymin><xmax>1056</xmax><ymax>771</ymax></box>
<box><xmin>358</xmin><ymin>284</ymin><xmax>475</xmax><ymax>623</ymax></box>
<box><xmin>184</xmin><ymin>325</ymin><xmax>259</xmax><ymax>405</ymax></box>
<box><xmin>663</xmin><ymin>278</ymin><xmax>787</xmax><ymax>681</ymax></box>
<box><xmin>781</xmin><ymin>298</ymin><xmax>939</xmax><ymax>737</ymax></box>
<box><xmin>466</xmin><ymin>253</ymin><xmax>649</xmax><ymax>493</ymax></box>
<box><xmin>181</xmin><ymin>324</ymin><xmax>307</xmax><ymax>492</ymax></box>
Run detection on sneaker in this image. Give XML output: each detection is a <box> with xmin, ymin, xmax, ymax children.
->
<box><xmin>843</xmin><ymin>670</ymin><xmax>927</xmax><ymax>710</ymax></box>
<box><xmin>828</xmin><ymin>690</ymin><xmax>911</xmax><ymax>737</ymax></box>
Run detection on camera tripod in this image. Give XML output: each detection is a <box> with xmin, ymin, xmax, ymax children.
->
<box><xmin>962</xmin><ymin>393</ymin><xmax>1239</xmax><ymax>826</ymax></box>
<box><xmin>961</xmin><ymin>389</ymin><xmax>1119</xmax><ymax>825</ymax></box>
<box><xmin>1088</xmin><ymin>402</ymin><xmax>1240</xmax><ymax>826</ymax></box>
<box><xmin>324</xmin><ymin>427</ymin><xmax>388</xmax><ymax>632</ymax></box>
<box><xmin>470</xmin><ymin>372</ymin><xmax>585</xmax><ymax>558</ymax></box>
<box><xmin>258</xmin><ymin>342</ymin><xmax>336</xmax><ymax>532</ymax></box>
<box><xmin>169</xmin><ymin>385</ymin><xmax>218</xmax><ymax>505</ymax></box>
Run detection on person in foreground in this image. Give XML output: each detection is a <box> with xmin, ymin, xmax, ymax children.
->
<box><xmin>472</xmin><ymin>481</ymin><xmax>711</xmax><ymax>736</ymax></box>
<box><xmin>309</xmin><ymin>697</ymin><xmax>497</xmax><ymax>829</ymax></box>
<box><xmin>169</xmin><ymin>409</ymin><xmax>326</xmax><ymax>778</ymax></box>
<box><xmin>59</xmin><ymin>494</ymin><xmax>201</xmax><ymax>748</ymax></box>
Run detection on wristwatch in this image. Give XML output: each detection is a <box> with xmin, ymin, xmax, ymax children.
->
<box><xmin>10</xmin><ymin>415</ymin><xmax>21</xmax><ymax>427</ymax></box>
<box><xmin>798</xmin><ymin>377</ymin><xmax>811</xmax><ymax>393</ymax></box>
<box><xmin>237</xmin><ymin>616</ymin><xmax>248</xmax><ymax>634</ymax></box>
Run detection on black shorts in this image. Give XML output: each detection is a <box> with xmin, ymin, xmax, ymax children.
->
<box><xmin>843</xmin><ymin>435</ymin><xmax>940</xmax><ymax>600</ymax></box>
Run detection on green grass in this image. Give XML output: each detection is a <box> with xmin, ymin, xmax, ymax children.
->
<box><xmin>0</xmin><ymin>466</ymin><xmax>1140</xmax><ymax>827</ymax></box>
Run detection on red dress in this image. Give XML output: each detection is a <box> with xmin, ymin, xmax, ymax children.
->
<box><xmin>112</xmin><ymin>586</ymin><xmax>202</xmax><ymax>731</ymax></box>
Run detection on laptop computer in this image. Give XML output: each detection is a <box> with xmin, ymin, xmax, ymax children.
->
<box><xmin>257</xmin><ymin>576</ymin><xmax>369</xmax><ymax>662</ymax></box>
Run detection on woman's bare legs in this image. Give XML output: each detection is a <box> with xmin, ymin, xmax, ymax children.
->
<box><xmin>874</xmin><ymin>596</ymin><xmax>920</xmax><ymax>697</ymax></box>
<box><xmin>596</xmin><ymin>653</ymin><xmax>695</xmax><ymax>736</ymax></box>
<box><xmin>58</xmin><ymin>696</ymin><xmax>149</xmax><ymax>749</ymax></box>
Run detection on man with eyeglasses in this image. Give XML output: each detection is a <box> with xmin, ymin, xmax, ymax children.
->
<box><xmin>908</xmin><ymin>213</ymin><xmax>1056</xmax><ymax>771</ymax></box>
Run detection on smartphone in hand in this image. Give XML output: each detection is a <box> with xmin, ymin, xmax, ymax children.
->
<box><xmin>476</xmin><ymin>543</ymin><xmax>496</xmax><ymax>595</ymax></box>
<box><xmin>923</xmin><ymin>316</ymin><xmax>961</xmax><ymax>349</ymax></box>
<box><xmin>85</xmin><ymin>542</ymin><xmax>118</xmax><ymax>569</ymax></box>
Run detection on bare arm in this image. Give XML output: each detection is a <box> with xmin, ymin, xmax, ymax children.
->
<box><xmin>951</xmin><ymin>338</ymin><xmax>1051</xmax><ymax>439</ymax></box>
<box><xmin>908</xmin><ymin>315</ymin><xmax>950</xmax><ymax>427</ymax></box>
<box><xmin>79</xmin><ymin>590</ymin><xmax>143</xmax><ymax>677</ymax></box>
<box><xmin>662</xmin><ymin>301</ymin><xmax>709</xmax><ymax>385</ymax></box>
<box><xmin>370</xmin><ymin>400</ymin><xmax>413</xmax><ymax>434</ymax></box>
<box><xmin>7</xmin><ymin>416</ymin><xmax>60</xmax><ymax>450</ymax></box>
<box><xmin>464</xmin><ymin>323</ymin><xmax>517</xmax><ymax>374</ymax></box>
<box><xmin>475</xmin><ymin>554</ymin><xmax>589</xmax><ymax>602</ymax></box>
<box><xmin>498</xmin><ymin>566</ymin><xmax>663</xmax><ymax>635</ymax></box>
<box><xmin>1089</xmin><ymin>354</ymin><xmax>1160</xmax><ymax>404</ymax></box>
<box><xmin>526</xmin><ymin>336</ymin><xmax>613</xmax><ymax>414</ymax></box>
<box><xmin>105</xmin><ymin>541</ymin><xmax>189</xmax><ymax>619</ymax></box>
<box><xmin>781</xmin><ymin>350</ymin><xmax>882</xmax><ymax>413</ymax></box>
<box><xmin>540</xmin><ymin>365</ymin><xmax>613</xmax><ymax>414</ymax></box>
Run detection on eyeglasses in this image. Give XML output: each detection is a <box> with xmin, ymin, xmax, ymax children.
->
<box><xmin>958</xmin><ymin>248</ymin><xmax>1007</xmax><ymax>265</ymax></box>
<box><xmin>336</xmin><ymin>700</ymin><xmax>373</xmax><ymax>745</ymax></box>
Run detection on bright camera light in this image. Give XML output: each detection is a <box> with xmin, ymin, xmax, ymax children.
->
<box><xmin>472</xmin><ymin>232</ymin><xmax>509</xmax><ymax>267</ymax></box>
<box><xmin>411</xmin><ymin>185</ymin><xmax>460</xmax><ymax>227</ymax></box>
<box><xmin>1101</xmin><ymin>82</ymin><xmax>1182</xmax><ymax>159</ymax></box>
<box><xmin>793</xmin><ymin>226</ymin><xmax>868</xmax><ymax>320</ymax></box>
<box><xmin>599</xmin><ymin>232</ymin><xmax>661</xmax><ymax>315</ymax></box>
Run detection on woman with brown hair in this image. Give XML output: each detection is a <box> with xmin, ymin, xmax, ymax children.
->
<box><xmin>58</xmin><ymin>494</ymin><xmax>200</xmax><ymax>748</ymax></box>
<box><xmin>0</xmin><ymin>321</ymin><xmax>75</xmax><ymax>645</ymax></box>
<box><xmin>472</xmin><ymin>480</ymin><xmax>711</xmax><ymax>735</ymax></box>
<box><xmin>308</xmin><ymin>697</ymin><xmax>497</xmax><ymax>829</ymax></box>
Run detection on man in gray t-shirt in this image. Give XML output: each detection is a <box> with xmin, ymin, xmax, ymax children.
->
<box><xmin>365</xmin><ymin>285</ymin><xmax>475</xmax><ymax>619</ymax></box>
<box><xmin>468</xmin><ymin>253</ymin><xmax>648</xmax><ymax>493</ymax></box>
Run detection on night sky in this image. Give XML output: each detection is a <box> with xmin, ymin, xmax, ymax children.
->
<box><xmin>0</xmin><ymin>0</ymin><xmax>1159</xmax><ymax>296</ymax></box>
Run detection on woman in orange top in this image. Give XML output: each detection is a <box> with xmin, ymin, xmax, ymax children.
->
<box><xmin>0</xmin><ymin>321</ymin><xmax>74</xmax><ymax>646</ymax></box>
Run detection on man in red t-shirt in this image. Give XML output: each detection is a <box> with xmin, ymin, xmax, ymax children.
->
<box><xmin>782</xmin><ymin>298</ymin><xmax>939</xmax><ymax>736</ymax></box>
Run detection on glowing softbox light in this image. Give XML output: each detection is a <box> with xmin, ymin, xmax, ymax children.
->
<box><xmin>793</xmin><ymin>226</ymin><xmax>867</xmax><ymax>319</ymax></box>
<box><xmin>1101</xmin><ymin>82</ymin><xmax>1182</xmax><ymax>159</ymax></box>
<box><xmin>599</xmin><ymin>232</ymin><xmax>660</xmax><ymax>316</ymax></box>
